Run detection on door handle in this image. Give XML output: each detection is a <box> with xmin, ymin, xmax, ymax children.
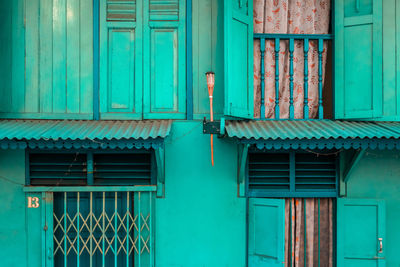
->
<box><xmin>47</xmin><ymin>248</ymin><xmax>53</xmax><ymax>259</ymax></box>
<box><xmin>378</xmin><ymin>237</ymin><xmax>383</xmax><ymax>253</ymax></box>
<box><xmin>239</xmin><ymin>0</ymin><xmax>243</xmax><ymax>8</ymax></box>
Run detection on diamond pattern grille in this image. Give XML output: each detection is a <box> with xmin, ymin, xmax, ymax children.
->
<box><xmin>53</xmin><ymin>191</ymin><xmax>152</xmax><ymax>265</ymax></box>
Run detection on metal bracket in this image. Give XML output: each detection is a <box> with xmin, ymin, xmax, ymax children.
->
<box><xmin>155</xmin><ymin>146</ymin><xmax>165</xmax><ymax>198</ymax></box>
<box><xmin>203</xmin><ymin>119</ymin><xmax>220</xmax><ymax>135</ymax></box>
<box><xmin>238</xmin><ymin>144</ymin><xmax>249</xmax><ymax>197</ymax></box>
<box><xmin>343</xmin><ymin>149</ymin><xmax>366</xmax><ymax>183</ymax></box>
<box><xmin>202</xmin><ymin>117</ymin><xmax>226</xmax><ymax>136</ymax></box>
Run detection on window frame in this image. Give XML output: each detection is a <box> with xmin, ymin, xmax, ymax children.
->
<box><xmin>25</xmin><ymin>149</ymin><xmax>156</xmax><ymax>186</ymax></box>
<box><xmin>246</xmin><ymin>149</ymin><xmax>340</xmax><ymax>198</ymax></box>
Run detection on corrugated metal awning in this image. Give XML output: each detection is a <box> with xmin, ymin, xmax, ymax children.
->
<box><xmin>0</xmin><ymin>120</ymin><xmax>172</xmax><ymax>149</ymax></box>
<box><xmin>225</xmin><ymin>120</ymin><xmax>400</xmax><ymax>150</ymax></box>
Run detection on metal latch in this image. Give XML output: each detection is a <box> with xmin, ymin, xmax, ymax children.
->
<box><xmin>378</xmin><ymin>237</ymin><xmax>383</xmax><ymax>253</ymax></box>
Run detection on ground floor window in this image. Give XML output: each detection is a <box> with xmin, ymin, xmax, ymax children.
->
<box><xmin>247</xmin><ymin>150</ymin><xmax>337</xmax><ymax>266</ymax></box>
<box><xmin>26</xmin><ymin>150</ymin><xmax>155</xmax><ymax>266</ymax></box>
<box><xmin>248</xmin><ymin>197</ymin><xmax>334</xmax><ymax>267</ymax></box>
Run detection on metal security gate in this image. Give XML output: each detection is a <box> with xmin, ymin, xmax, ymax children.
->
<box><xmin>25</xmin><ymin>187</ymin><xmax>155</xmax><ymax>267</ymax></box>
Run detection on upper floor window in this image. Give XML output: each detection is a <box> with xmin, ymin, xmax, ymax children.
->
<box><xmin>100</xmin><ymin>0</ymin><xmax>186</xmax><ymax>119</ymax></box>
<box><xmin>253</xmin><ymin>0</ymin><xmax>332</xmax><ymax>120</ymax></box>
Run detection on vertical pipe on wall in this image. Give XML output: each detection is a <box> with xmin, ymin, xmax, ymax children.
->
<box><xmin>260</xmin><ymin>38</ymin><xmax>265</xmax><ymax>118</ymax></box>
<box><xmin>274</xmin><ymin>38</ymin><xmax>280</xmax><ymax>119</ymax></box>
<box><xmin>93</xmin><ymin>0</ymin><xmax>99</xmax><ymax>120</ymax></box>
<box><xmin>303</xmin><ymin>39</ymin><xmax>309</xmax><ymax>119</ymax></box>
<box><xmin>289</xmin><ymin>38</ymin><xmax>294</xmax><ymax>119</ymax></box>
<box><xmin>318</xmin><ymin>39</ymin><xmax>324</xmax><ymax>119</ymax></box>
<box><xmin>186</xmin><ymin>0</ymin><xmax>193</xmax><ymax>120</ymax></box>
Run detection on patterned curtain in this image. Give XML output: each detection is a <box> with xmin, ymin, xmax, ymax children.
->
<box><xmin>285</xmin><ymin>198</ymin><xmax>334</xmax><ymax>267</ymax></box>
<box><xmin>253</xmin><ymin>0</ymin><xmax>331</xmax><ymax>119</ymax></box>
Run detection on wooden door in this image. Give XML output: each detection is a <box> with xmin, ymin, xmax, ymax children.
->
<box><xmin>248</xmin><ymin>198</ymin><xmax>285</xmax><ymax>266</ymax></box>
<box><xmin>337</xmin><ymin>198</ymin><xmax>386</xmax><ymax>266</ymax></box>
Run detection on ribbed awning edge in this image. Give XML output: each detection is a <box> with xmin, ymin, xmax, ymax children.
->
<box><xmin>226</xmin><ymin>120</ymin><xmax>400</xmax><ymax>150</ymax></box>
<box><xmin>0</xmin><ymin>120</ymin><xmax>172</xmax><ymax>149</ymax></box>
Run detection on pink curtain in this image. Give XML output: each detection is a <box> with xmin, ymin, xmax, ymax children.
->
<box><xmin>253</xmin><ymin>0</ymin><xmax>331</xmax><ymax>119</ymax></box>
<box><xmin>284</xmin><ymin>198</ymin><xmax>333</xmax><ymax>267</ymax></box>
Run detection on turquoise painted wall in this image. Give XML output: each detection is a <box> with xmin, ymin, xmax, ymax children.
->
<box><xmin>1</xmin><ymin>126</ymin><xmax>400</xmax><ymax>266</ymax></box>
<box><xmin>156</xmin><ymin>121</ymin><xmax>246</xmax><ymax>266</ymax></box>
<box><xmin>0</xmin><ymin>122</ymin><xmax>247</xmax><ymax>266</ymax></box>
<box><xmin>0</xmin><ymin>150</ymin><xmax>27</xmax><ymax>267</ymax></box>
<box><xmin>345</xmin><ymin>150</ymin><xmax>400</xmax><ymax>266</ymax></box>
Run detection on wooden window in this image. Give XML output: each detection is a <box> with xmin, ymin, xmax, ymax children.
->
<box><xmin>335</xmin><ymin>0</ymin><xmax>383</xmax><ymax>119</ymax></box>
<box><xmin>99</xmin><ymin>0</ymin><xmax>186</xmax><ymax>119</ymax></box>
<box><xmin>247</xmin><ymin>151</ymin><xmax>338</xmax><ymax>197</ymax></box>
<box><xmin>223</xmin><ymin>0</ymin><xmax>254</xmax><ymax>119</ymax></box>
<box><xmin>27</xmin><ymin>151</ymin><xmax>154</xmax><ymax>186</ymax></box>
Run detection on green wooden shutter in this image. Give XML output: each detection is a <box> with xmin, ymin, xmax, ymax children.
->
<box><xmin>337</xmin><ymin>198</ymin><xmax>386</xmax><ymax>266</ymax></box>
<box><xmin>143</xmin><ymin>0</ymin><xmax>186</xmax><ymax>119</ymax></box>
<box><xmin>248</xmin><ymin>198</ymin><xmax>285</xmax><ymax>267</ymax></box>
<box><xmin>224</xmin><ymin>0</ymin><xmax>254</xmax><ymax>119</ymax></box>
<box><xmin>100</xmin><ymin>0</ymin><xmax>143</xmax><ymax>119</ymax></box>
<box><xmin>335</xmin><ymin>0</ymin><xmax>383</xmax><ymax>119</ymax></box>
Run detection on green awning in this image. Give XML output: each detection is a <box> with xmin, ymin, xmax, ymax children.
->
<box><xmin>0</xmin><ymin>120</ymin><xmax>172</xmax><ymax>149</ymax></box>
<box><xmin>225</xmin><ymin>120</ymin><xmax>400</xmax><ymax>150</ymax></box>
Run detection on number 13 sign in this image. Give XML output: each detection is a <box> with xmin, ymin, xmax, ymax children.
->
<box><xmin>27</xmin><ymin>196</ymin><xmax>40</xmax><ymax>208</ymax></box>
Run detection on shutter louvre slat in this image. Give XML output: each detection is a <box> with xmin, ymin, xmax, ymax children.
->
<box><xmin>248</xmin><ymin>152</ymin><xmax>338</xmax><ymax>196</ymax></box>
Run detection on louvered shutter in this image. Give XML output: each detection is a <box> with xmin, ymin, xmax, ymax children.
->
<box><xmin>93</xmin><ymin>153</ymin><xmax>153</xmax><ymax>185</ymax></box>
<box><xmin>295</xmin><ymin>153</ymin><xmax>337</xmax><ymax>192</ymax></box>
<box><xmin>29</xmin><ymin>153</ymin><xmax>87</xmax><ymax>185</ymax></box>
<box><xmin>335</xmin><ymin>0</ymin><xmax>383</xmax><ymax>119</ymax></box>
<box><xmin>248</xmin><ymin>153</ymin><xmax>290</xmax><ymax>192</ymax></box>
<box><xmin>100</xmin><ymin>0</ymin><xmax>143</xmax><ymax>119</ymax></box>
<box><xmin>143</xmin><ymin>0</ymin><xmax>186</xmax><ymax>119</ymax></box>
<box><xmin>224</xmin><ymin>0</ymin><xmax>254</xmax><ymax>119</ymax></box>
<box><xmin>248</xmin><ymin>152</ymin><xmax>338</xmax><ymax>197</ymax></box>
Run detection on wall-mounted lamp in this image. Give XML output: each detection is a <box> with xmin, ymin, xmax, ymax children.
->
<box><xmin>206</xmin><ymin>72</ymin><xmax>215</xmax><ymax>166</ymax></box>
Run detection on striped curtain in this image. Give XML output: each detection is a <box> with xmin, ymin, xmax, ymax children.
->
<box><xmin>253</xmin><ymin>0</ymin><xmax>331</xmax><ymax>119</ymax></box>
<box><xmin>285</xmin><ymin>198</ymin><xmax>334</xmax><ymax>267</ymax></box>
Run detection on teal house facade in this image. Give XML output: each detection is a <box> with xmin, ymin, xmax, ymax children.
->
<box><xmin>1</xmin><ymin>0</ymin><xmax>400</xmax><ymax>266</ymax></box>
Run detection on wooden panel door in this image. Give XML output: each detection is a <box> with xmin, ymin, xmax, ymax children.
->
<box><xmin>143</xmin><ymin>0</ymin><xmax>186</xmax><ymax>119</ymax></box>
<box><xmin>224</xmin><ymin>0</ymin><xmax>254</xmax><ymax>119</ymax></box>
<box><xmin>335</xmin><ymin>0</ymin><xmax>383</xmax><ymax>119</ymax></box>
<box><xmin>100</xmin><ymin>0</ymin><xmax>143</xmax><ymax>119</ymax></box>
<box><xmin>248</xmin><ymin>198</ymin><xmax>285</xmax><ymax>267</ymax></box>
<box><xmin>337</xmin><ymin>198</ymin><xmax>386</xmax><ymax>266</ymax></box>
